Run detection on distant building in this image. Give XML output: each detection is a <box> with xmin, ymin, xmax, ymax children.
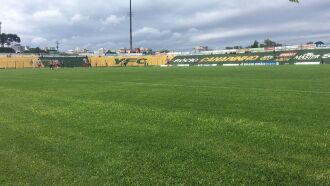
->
<box><xmin>116</xmin><ymin>47</ymin><xmax>153</xmax><ymax>54</ymax></box>
<box><xmin>315</xmin><ymin>41</ymin><xmax>325</xmax><ymax>47</ymax></box>
<box><xmin>66</xmin><ymin>48</ymin><xmax>89</xmax><ymax>55</ymax></box>
<box><xmin>44</xmin><ymin>47</ymin><xmax>58</xmax><ymax>54</ymax></box>
<box><xmin>116</xmin><ymin>48</ymin><xmax>129</xmax><ymax>54</ymax></box>
<box><xmin>94</xmin><ymin>48</ymin><xmax>108</xmax><ymax>55</ymax></box>
<box><xmin>194</xmin><ymin>46</ymin><xmax>209</xmax><ymax>52</ymax></box>
<box><xmin>11</xmin><ymin>44</ymin><xmax>24</xmax><ymax>53</ymax></box>
<box><xmin>45</xmin><ymin>47</ymin><xmax>57</xmax><ymax>51</ymax></box>
<box><xmin>76</xmin><ymin>48</ymin><xmax>89</xmax><ymax>53</ymax></box>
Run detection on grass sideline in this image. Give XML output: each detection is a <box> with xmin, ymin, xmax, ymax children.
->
<box><xmin>0</xmin><ymin>66</ymin><xmax>329</xmax><ymax>185</ymax></box>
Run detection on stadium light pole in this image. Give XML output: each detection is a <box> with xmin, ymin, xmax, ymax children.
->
<box><xmin>0</xmin><ymin>21</ymin><xmax>2</xmax><ymax>35</ymax></box>
<box><xmin>129</xmin><ymin>0</ymin><xmax>133</xmax><ymax>52</ymax></box>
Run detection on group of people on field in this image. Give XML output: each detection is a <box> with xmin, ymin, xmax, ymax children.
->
<box><xmin>50</xmin><ymin>60</ymin><xmax>63</xmax><ymax>70</ymax></box>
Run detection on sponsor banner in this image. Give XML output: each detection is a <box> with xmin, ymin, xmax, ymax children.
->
<box><xmin>200</xmin><ymin>55</ymin><xmax>260</xmax><ymax>63</ymax></box>
<box><xmin>171</xmin><ymin>55</ymin><xmax>262</xmax><ymax>64</ymax></box>
<box><xmin>197</xmin><ymin>64</ymin><xmax>217</xmax><ymax>67</ymax></box>
<box><xmin>322</xmin><ymin>53</ymin><xmax>330</xmax><ymax>59</ymax></box>
<box><xmin>223</xmin><ymin>64</ymin><xmax>240</xmax><ymax>67</ymax></box>
<box><xmin>279</xmin><ymin>52</ymin><xmax>297</xmax><ymax>57</ymax></box>
<box><xmin>276</xmin><ymin>52</ymin><xmax>297</xmax><ymax>63</ymax></box>
<box><xmin>242</xmin><ymin>62</ymin><xmax>278</xmax><ymax>66</ymax></box>
<box><xmin>114</xmin><ymin>58</ymin><xmax>148</xmax><ymax>65</ymax></box>
<box><xmin>259</xmin><ymin>55</ymin><xmax>275</xmax><ymax>61</ymax></box>
<box><xmin>90</xmin><ymin>55</ymin><xmax>172</xmax><ymax>67</ymax></box>
<box><xmin>170</xmin><ymin>49</ymin><xmax>330</xmax><ymax>65</ymax></box>
<box><xmin>172</xmin><ymin>57</ymin><xmax>200</xmax><ymax>64</ymax></box>
<box><xmin>294</xmin><ymin>53</ymin><xmax>321</xmax><ymax>61</ymax></box>
<box><xmin>177</xmin><ymin>64</ymin><xmax>190</xmax><ymax>67</ymax></box>
<box><xmin>295</xmin><ymin>62</ymin><xmax>320</xmax><ymax>65</ymax></box>
<box><xmin>276</xmin><ymin>57</ymin><xmax>291</xmax><ymax>62</ymax></box>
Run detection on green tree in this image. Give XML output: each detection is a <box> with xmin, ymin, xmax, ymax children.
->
<box><xmin>0</xmin><ymin>33</ymin><xmax>21</xmax><ymax>47</ymax></box>
<box><xmin>160</xmin><ymin>49</ymin><xmax>170</xmax><ymax>54</ymax></box>
<box><xmin>251</xmin><ymin>40</ymin><xmax>259</xmax><ymax>48</ymax></box>
<box><xmin>234</xmin><ymin>46</ymin><xmax>243</xmax><ymax>49</ymax></box>
<box><xmin>263</xmin><ymin>38</ymin><xmax>282</xmax><ymax>47</ymax></box>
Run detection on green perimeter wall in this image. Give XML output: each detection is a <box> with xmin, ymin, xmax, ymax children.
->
<box><xmin>41</xmin><ymin>56</ymin><xmax>86</xmax><ymax>67</ymax></box>
<box><xmin>171</xmin><ymin>49</ymin><xmax>330</xmax><ymax>65</ymax></box>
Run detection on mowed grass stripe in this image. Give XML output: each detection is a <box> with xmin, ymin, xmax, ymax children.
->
<box><xmin>0</xmin><ymin>66</ymin><xmax>329</xmax><ymax>185</ymax></box>
<box><xmin>0</xmin><ymin>88</ymin><xmax>328</xmax><ymax>185</ymax></box>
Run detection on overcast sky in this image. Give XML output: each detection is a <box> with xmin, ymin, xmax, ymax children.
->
<box><xmin>0</xmin><ymin>0</ymin><xmax>329</xmax><ymax>51</ymax></box>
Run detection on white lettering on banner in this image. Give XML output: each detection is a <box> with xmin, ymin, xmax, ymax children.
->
<box><xmin>279</xmin><ymin>52</ymin><xmax>297</xmax><ymax>57</ymax></box>
<box><xmin>223</xmin><ymin>64</ymin><xmax>240</xmax><ymax>67</ymax></box>
<box><xmin>177</xmin><ymin>64</ymin><xmax>190</xmax><ymax>67</ymax></box>
<box><xmin>322</xmin><ymin>53</ymin><xmax>330</xmax><ymax>59</ymax></box>
<box><xmin>173</xmin><ymin>58</ymin><xmax>199</xmax><ymax>63</ymax></box>
<box><xmin>295</xmin><ymin>53</ymin><xmax>321</xmax><ymax>60</ymax></box>
<box><xmin>260</xmin><ymin>56</ymin><xmax>274</xmax><ymax>60</ymax></box>
<box><xmin>242</xmin><ymin>62</ymin><xmax>278</xmax><ymax>66</ymax></box>
<box><xmin>172</xmin><ymin>59</ymin><xmax>181</xmax><ymax>63</ymax></box>
<box><xmin>198</xmin><ymin>64</ymin><xmax>217</xmax><ymax>67</ymax></box>
<box><xmin>295</xmin><ymin>62</ymin><xmax>320</xmax><ymax>65</ymax></box>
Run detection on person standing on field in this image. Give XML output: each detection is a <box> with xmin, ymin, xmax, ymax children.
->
<box><xmin>50</xmin><ymin>60</ymin><xmax>54</xmax><ymax>70</ymax></box>
<box><xmin>166</xmin><ymin>56</ymin><xmax>171</xmax><ymax>65</ymax></box>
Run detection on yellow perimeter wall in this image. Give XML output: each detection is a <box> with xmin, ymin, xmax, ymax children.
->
<box><xmin>0</xmin><ymin>55</ymin><xmax>174</xmax><ymax>69</ymax></box>
<box><xmin>89</xmin><ymin>55</ymin><xmax>174</xmax><ymax>67</ymax></box>
<box><xmin>0</xmin><ymin>56</ymin><xmax>39</xmax><ymax>69</ymax></box>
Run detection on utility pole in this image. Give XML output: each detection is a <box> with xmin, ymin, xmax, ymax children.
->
<box><xmin>129</xmin><ymin>0</ymin><xmax>133</xmax><ymax>51</ymax></box>
<box><xmin>0</xmin><ymin>22</ymin><xmax>2</xmax><ymax>35</ymax></box>
<box><xmin>56</xmin><ymin>41</ymin><xmax>60</xmax><ymax>52</ymax></box>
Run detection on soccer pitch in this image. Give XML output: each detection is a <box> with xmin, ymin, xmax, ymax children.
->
<box><xmin>0</xmin><ymin>66</ymin><xmax>329</xmax><ymax>185</ymax></box>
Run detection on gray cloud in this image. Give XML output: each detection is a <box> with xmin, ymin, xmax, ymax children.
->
<box><xmin>0</xmin><ymin>0</ymin><xmax>329</xmax><ymax>51</ymax></box>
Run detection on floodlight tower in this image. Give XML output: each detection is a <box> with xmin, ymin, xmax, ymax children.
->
<box><xmin>129</xmin><ymin>0</ymin><xmax>133</xmax><ymax>51</ymax></box>
<box><xmin>56</xmin><ymin>40</ymin><xmax>60</xmax><ymax>52</ymax></box>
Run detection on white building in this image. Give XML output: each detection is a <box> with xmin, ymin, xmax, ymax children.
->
<box><xmin>11</xmin><ymin>44</ymin><xmax>24</xmax><ymax>53</ymax></box>
<box><xmin>94</xmin><ymin>48</ymin><xmax>108</xmax><ymax>55</ymax></box>
<box><xmin>194</xmin><ymin>46</ymin><xmax>209</xmax><ymax>52</ymax></box>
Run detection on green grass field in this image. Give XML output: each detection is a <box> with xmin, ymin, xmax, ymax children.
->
<box><xmin>0</xmin><ymin>66</ymin><xmax>329</xmax><ymax>185</ymax></box>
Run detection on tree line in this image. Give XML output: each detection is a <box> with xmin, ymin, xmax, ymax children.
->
<box><xmin>0</xmin><ymin>33</ymin><xmax>21</xmax><ymax>48</ymax></box>
<box><xmin>225</xmin><ymin>39</ymin><xmax>282</xmax><ymax>50</ymax></box>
